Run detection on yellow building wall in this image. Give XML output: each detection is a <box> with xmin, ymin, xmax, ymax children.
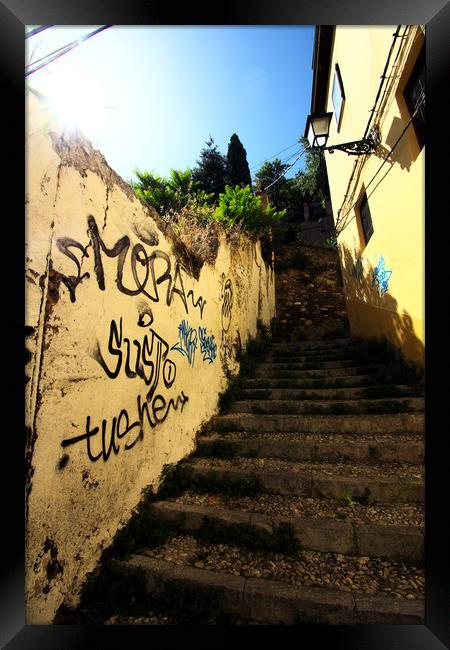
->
<box><xmin>324</xmin><ymin>26</ymin><xmax>425</xmax><ymax>365</ymax></box>
<box><xmin>25</xmin><ymin>88</ymin><xmax>276</xmax><ymax>623</ymax></box>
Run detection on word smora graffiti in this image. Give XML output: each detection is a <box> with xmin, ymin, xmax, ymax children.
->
<box><xmin>372</xmin><ymin>255</ymin><xmax>392</xmax><ymax>297</ymax></box>
<box><xmin>61</xmin><ymin>314</ymin><xmax>188</xmax><ymax>462</ymax></box>
<box><xmin>171</xmin><ymin>321</ymin><xmax>217</xmax><ymax>366</ymax></box>
<box><xmin>55</xmin><ymin>215</ymin><xmax>206</xmax><ymax>317</ymax></box>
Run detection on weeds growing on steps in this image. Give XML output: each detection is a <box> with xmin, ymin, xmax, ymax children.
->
<box><xmin>218</xmin><ymin>326</ymin><xmax>273</xmax><ymax>413</ymax></box>
<box><xmin>197</xmin><ymin>516</ymin><xmax>301</xmax><ymax>555</ymax></box>
<box><xmin>158</xmin><ymin>462</ymin><xmax>264</xmax><ymax>498</ymax></box>
<box><xmin>300</xmin><ymin>400</ymin><xmax>412</xmax><ymax>415</ymax></box>
<box><xmin>196</xmin><ymin>440</ymin><xmax>259</xmax><ymax>460</ymax></box>
<box><xmin>354</xmin><ymin>336</ymin><xmax>424</xmax><ymax>386</ymax></box>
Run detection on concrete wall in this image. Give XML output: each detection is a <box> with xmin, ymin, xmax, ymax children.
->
<box><xmin>324</xmin><ymin>26</ymin><xmax>425</xmax><ymax>365</ymax></box>
<box><xmin>25</xmin><ymin>88</ymin><xmax>276</xmax><ymax>623</ymax></box>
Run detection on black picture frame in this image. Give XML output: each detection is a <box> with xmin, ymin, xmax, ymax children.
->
<box><xmin>2</xmin><ymin>1</ymin><xmax>448</xmax><ymax>647</ymax></box>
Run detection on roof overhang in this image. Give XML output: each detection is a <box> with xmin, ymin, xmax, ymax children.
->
<box><xmin>310</xmin><ymin>25</ymin><xmax>335</xmax><ymax>113</ymax></box>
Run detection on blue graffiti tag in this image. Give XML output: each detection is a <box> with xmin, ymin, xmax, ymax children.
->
<box><xmin>171</xmin><ymin>321</ymin><xmax>217</xmax><ymax>366</ymax></box>
<box><xmin>171</xmin><ymin>320</ymin><xmax>198</xmax><ymax>366</ymax></box>
<box><xmin>351</xmin><ymin>257</ymin><xmax>366</xmax><ymax>284</ymax></box>
<box><xmin>198</xmin><ymin>327</ymin><xmax>217</xmax><ymax>364</ymax></box>
<box><xmin>372</xmin><ymin>255</ymin><xmax>392</xmax><ymax>296</ymax></box>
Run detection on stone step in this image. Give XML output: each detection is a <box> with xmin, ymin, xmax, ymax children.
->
<box><xmin>197</xmin><ymin>433</ymin><xmax>424</xmax><ymax>464</ymax></box>
<box><xmin>240</xmin><ymin>385</ymin><xmax>423</xmax><ymax>401</ymax></box>
<box><xmin>270</xmin><ymin>338</ymin><xmax>354</xmax><ymax>352</ymax></box>
<box><xmin>186</xmin><ymin>460</ymin><xmax>424</xmax><ymax>503</ymax></box>
<box><xmin>228</xmin><ymin>397</ymin><xmax>424</xmax><ymax>416</ymax></box>
<box><xmin>117</xmin><ymin>552</ymin><xmax>423</xmax><ymax>624</ymax></box>
<box><xmin>251</xmin><ymin>364</ymin><xmax>383</xmax><ymax>378</ymax></box>
<box><xmin>252</xmin><ymin>359</ymin><xmax>360</xmax><ymax>371</ymax></box>
<box><xmin>206</xmin><ymin>412</ymin><xmax>424</xmax><ymax>435</ymax></box>
<box><xmin>264</xmin><ymin>349</ymin><xmax>366</xmax><ymax>362</ymax></box>
<box><xmin>242</xmin><ymin>374</ymin><xmax>380</xmax><ymax>389</ymax></box>
<box><xmin>150</xmin><ymin>501</ymin><xmax>424</xmax><ymax>562</ymax></box>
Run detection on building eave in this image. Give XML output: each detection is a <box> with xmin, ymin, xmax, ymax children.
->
<box><xmin>311</xmin><ymin>25</ymin><xmax>335</xmax><ymax>113</ymax></box>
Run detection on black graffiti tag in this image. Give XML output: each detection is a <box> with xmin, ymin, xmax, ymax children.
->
<box><xmin>61</xmin><ymin>390</ymin><xmax>189</xmax><ymax>462</ymax></box>
<box><xmin>55</xmin><ymin>216</ymin><xmax>206</xmax><ymax>318</ymax></box>
<box><xmin>94</xmin><ymin>317</ymin><xmax>177</xmax><ymax>401</ymax></box>
<box><xmin>221</xmin><ymin>278</ymin><xmax>233</xmax><ymax>333</ymax></box>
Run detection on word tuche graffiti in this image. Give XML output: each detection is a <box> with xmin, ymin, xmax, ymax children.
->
<box><xmin>372</xmin><ymin>255</ymin><xmax>392</xmax><ymax>297</ymax></box>
<box><xmin>171</xmin><ymin>320</ymin><xmax>217</xmax><ymax>366</ymax></box>
<box><xmin>61</xmin><ymin>391</ymin><xmax>188</xmax><ymax>463</ymax></box>
<box><xmin>61</xmin><ymin>314</ymin><xmax>188</xmax><ymax>462</ymax></box>
<box><xmin>55</xmin><ymin>215</ymin><xmax>206</xmax><ymax>318</ymax></box>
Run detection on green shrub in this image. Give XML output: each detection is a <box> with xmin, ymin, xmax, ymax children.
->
<box><xmin>213</xmin><ymin>185</ymin><xmax>285</xmax><ymax>233</ymax></box>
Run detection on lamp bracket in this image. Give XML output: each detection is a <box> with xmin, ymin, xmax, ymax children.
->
<box><xmin>325</xmin><ymin>126</ymin><xmax>380</xmax><ymax>156</ymax></box>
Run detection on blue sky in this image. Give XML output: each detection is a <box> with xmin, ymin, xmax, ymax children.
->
<box><xmin>26</xmin><ymin>26</ymin><xmax>315</xmax><ymax>185</ymax></box>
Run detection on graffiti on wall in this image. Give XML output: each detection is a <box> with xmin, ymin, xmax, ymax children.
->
<box><xmin>171</xmin><ymin>320</ymin><xmax>217</xmax><ymax>366</ymax></box>
<box><xmin>61</xmin><ymin>312</ymin><xmax>188</xmax><ymax>462</ymax></box>
<box><xmin>372</xmin><ymin>255</ymin><xmax>392</xmax><ymax>297</ymax></box>
<box><xmin>55</xmin><ymin>215</ymin><xmax>206</xmax><ymax>318</ymax></box>
<box><xmin>221</xmin><ymin>277</ymin><xmax>233</xmax><ymax>334</ymax></box>
<box><xmin>220</xmin><ymin>275</ymin><xmax>238</xmax><ymax>360</ymax></box>
<box><xmin>198</xmin><ymin>327</ymin><xmax>217</xmax><ymax>364</ymax></box>
<box><xmin>171</xmin><ymin>320</ymin><xmax>198</xmax><ymax>367</ymax></box>
<box><xmin>351</xmin><ymin>256</ymin><xmax>367</xmax><ymax>284</ymax></box>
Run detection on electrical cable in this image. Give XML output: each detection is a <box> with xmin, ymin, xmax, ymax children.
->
<box><xmin>25</xmin><ymin>25</ymin><xmax>53</xmax><ymax>39</ymax></box>
<box><xmin>249</xmin><ymin>141</ymin><xmax>301</xmax><ymax>171</ymax></box>
<box><xmin>25</xmin><ymin>25</ymin><xmax>113</xmax><ymax>77</ymax></box>
<box><xmin>263</xmin><ymin>148</ymin><xmax>306</xmax><ymax>191</ymax></box>
<box><xmin>335</xmin><ymin>26</ymin><xmax>415</xmax><ymax>234</ymax></box>
<box><xmin>335</xmin><ymin>94</ymin><xmax>424</xmax><ymax>231</ymax></box>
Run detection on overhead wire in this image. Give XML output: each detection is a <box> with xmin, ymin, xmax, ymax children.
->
<box><xmin>249</xmin><ymin>141</ymin><xmax>301</xmax><ymax>172</ymax></box>
<box><xmin>335</xmin><ymin>94</ymin><xmax>424</xmax><ymax>233</ymax></box>
<box><xmin>25</xmin><ymin>25</ymin><xmax>53</xmax><ymax>39</ymax></box>
<box><xmin>263</xmin><ymin>148</ymin><xmax>306</xmax><ymax>191</ymax></box>
<box><xmin>25</xmin><ymin>25</ymin><xmax>113</xmax><ymax>77</ymax></box>
<box><xmin>334</xmin><ymin>26</ymin><xmax>412</xmax><ymax>234</ymax></box>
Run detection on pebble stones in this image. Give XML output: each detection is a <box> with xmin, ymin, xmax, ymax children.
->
<box><xmin>144</xmin><ymin>534</ymin><xmax>424</xmax><ymax>600</ymax></box>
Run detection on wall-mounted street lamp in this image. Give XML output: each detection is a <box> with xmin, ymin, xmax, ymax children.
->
<box><xmin>304</xmin><ymin>112</ymin><xmax>380</xmax><ymax>155</ymax></box>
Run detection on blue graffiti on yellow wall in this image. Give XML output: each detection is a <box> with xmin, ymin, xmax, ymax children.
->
<box><xmin>198</xmin><ymin>327</ymin><xmax>217</xmax><ymax>364</ymax></box>
<box><xmin>351</xmin><ymin>257</ymin><xmax>367</xmax><ymax>284</ymax></box>
<box><xmin>172</xmin><ymin>321</ymin><xmax>217</xmax><ymax>366</ymax></box>
<box><xmin>372</xmin><ymin>255</ymin><xmax>392</xmax><ymax>296</ymax></box>
<box><xmin>171</xmin><ymin>320</ymin><xmax>198</xmax><ymax>366</ymax></box>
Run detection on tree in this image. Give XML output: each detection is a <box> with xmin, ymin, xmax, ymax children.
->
<box><xmin>254</xmin><ymin>159</ymin><xmax>293</xmax><ymax>211</ymax></box>
<box><xmin>131</xmin><ymin>168</ymin><xmax>194</xmax><ymax>215</ymax></box>
<box><xmin>295</xmin><ymin>136</ymin><xmax>330</xmax><ymax>206</ymax></box>
<box><xmin>227</xmin><ymin>133</ymin><xmax>252</xmax><ymax>189</ymax></box>
<box><xmin>191</xmin><ymin>137</ymin><xmax>228</xmax><ymax>199</ymax></box>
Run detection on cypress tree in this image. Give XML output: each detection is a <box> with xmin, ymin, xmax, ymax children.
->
<box><xmin>227</xmin><ymin>133</ymin><xmax>252</xmax><ymax>189</ymax></box>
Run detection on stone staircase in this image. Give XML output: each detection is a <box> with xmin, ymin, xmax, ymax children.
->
<box><xmin>109</xmin><ymin>335</ymin><xmax>425</xmax><ymax>625</ymax></box>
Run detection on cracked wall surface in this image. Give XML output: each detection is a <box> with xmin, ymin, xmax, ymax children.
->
<box><xmin>25</xmin><ymin>87</ymin><xmax>276</xmax><ymax>623</ymax></box>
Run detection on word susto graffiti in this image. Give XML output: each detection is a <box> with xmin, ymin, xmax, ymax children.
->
<box><xmin>56</xmin><ymin>215</ymin><xmax>208</xmax><ymax>462</ymax></box>
<box><xmin>61</xmin><ymin>313</ymin><xmax>188</xmax><ymax>462</ymax></box>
